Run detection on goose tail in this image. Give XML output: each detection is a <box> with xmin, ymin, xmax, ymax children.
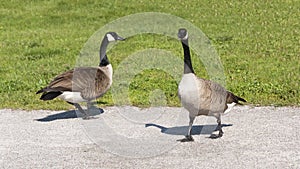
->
<box><xmin>36</xmin><ymin>89</ymin><xmax>44</xmax><ymax>94</ymax></box>
<box><xmin>40</xmin><ymin>92</ymin><xmax>62</xmax><ymax>100</ymax></box>
<box><xmin>36</xmin><ymin>88</ymin><xmax>62</xmax><ymax>101</ymax></box>
<box><xmin>227</xmin><ymin>91</ymin><xmax>246</xmax><ymax>104</ymax></box>
<box><xmin>236</xmin><ymin>95</ymin><xmax>247</xmax><ymax>103</ymax></box>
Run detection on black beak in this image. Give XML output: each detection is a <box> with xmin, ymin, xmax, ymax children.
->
<box><xmin>117</xmin><ymin>36</ymin><xmax>125</xmax><ymax>41</ymax></box>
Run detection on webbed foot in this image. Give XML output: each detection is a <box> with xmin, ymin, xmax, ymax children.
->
<box><xmin>177</xmin><ymin>135</ymin><xmax>194</xmax><ymax>142</ymax></box>
<box><xmin>209</xmin><ymin>129</ymin><xmax>223</xmax><ymax>139</ymax></box>
<box><xmin>82</xmin><ymin>116</ymin><xmax>98</xmax><ymax>120</ymax></box>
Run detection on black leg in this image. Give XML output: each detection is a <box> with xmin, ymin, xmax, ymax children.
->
<box><xmin>87</xmin><ymin>101</ymin><xmax>93</xmax><ymax>111</ymax></box>
<box><xmin>73</xmin><ymin>103</ymin><xmax>90</xmax><ymax>119</ymax></box>
<box><xmin>87</xmin><ymin>102</ymin><xmax>91</xmax><ymax>107</ymax></box>
<box><xmin>85</xmin><ymin>101</ymin><xmax>98</xmax><ymax>119</ymax></box>
<box><xmin>209</xmin><ymin>115</ymin><xmax>223</xmax><ymax>139</ymax></box>
<box><xmin>177</xmin><ymin>116</ymin><xmax>195</xmax><ymax>142</ymax></box>
<box><xmin>87</xmin><ymin>101</ymin><xmax>98</xmax><ymax>108</ymax></box>
<box><xmin>217</xmin><ymin>118</ymin><xmax>223</xmax><ymax>137</ymax></box>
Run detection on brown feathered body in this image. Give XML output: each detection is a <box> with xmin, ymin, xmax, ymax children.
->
<box><xmin>36</xmin><ymin>65</ymin><xmax>112</xmax><ymax>103</ymax></box>
<box><xmin>178</xmin><ymin>73</ymin><xmax>246</xmax><ymax>119</ymax></box>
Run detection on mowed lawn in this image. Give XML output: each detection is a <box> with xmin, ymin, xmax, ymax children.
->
<box><xmin>0</xmin><ymin>0</ymin><xmax>299</xmax><ymax>110</ymax></box>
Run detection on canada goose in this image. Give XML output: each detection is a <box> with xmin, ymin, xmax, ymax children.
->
<box><xmin>177</xmin><ymin>28</ymin><xmax>246</xmax><ymax>142</ymax></box>
<box><xmin>36</xmin><ymin>32</ymin><xmax>125</xmax><ymax>119</ymax></box>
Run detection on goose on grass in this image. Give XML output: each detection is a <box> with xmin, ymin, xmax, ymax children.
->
<box><xmin>177</xmin><ymin>28</ymin><xmax>246</xmax><ymax>142</ymax></box>
<box><xmin>36</xmin><ymin>32</ymin><xmax>125</xmax><ymax>119</ymax></box>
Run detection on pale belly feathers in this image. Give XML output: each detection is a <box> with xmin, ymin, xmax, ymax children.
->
<box><xmin>178</xmin><ymin>73</ymin><xmax>230</xmax><ymax>117</ymax></box>
<box><xmin>178</xmin><ymin>74</ymin><xmax>203</xmax><ymax>116</ymax></box>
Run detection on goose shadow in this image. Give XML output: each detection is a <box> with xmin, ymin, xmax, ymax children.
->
<box><xmin>35</xmin><ymin>108</ymin><xmax>104</xmax><ymax>122</ymax></box>
<box><xmin>145</xmin><ymin>123</ymin><xmax>233</xmax><ymax>136</ymax></box>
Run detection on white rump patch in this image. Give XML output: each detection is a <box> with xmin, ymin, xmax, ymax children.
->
<box><xmin>224</xmin><ymin>102</ymin><xmax>236</xmax><ymax>114</ymax></box>
<box><xmin>57</xmin><ymin>92</ymin><xmax>87</xmax><ymax>103</ymax></box>
<box><xmin>106</xmin><ymin>33</ymin><xmax>115</xmax><ymax>42</ymax></box>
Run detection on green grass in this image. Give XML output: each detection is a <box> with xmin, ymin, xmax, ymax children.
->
<box><xmin>0</xmin><ymin>0</ymin><xmax>299</xmax><ymax>110</ymax></box>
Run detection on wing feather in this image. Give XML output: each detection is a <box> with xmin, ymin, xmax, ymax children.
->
<box><xmin>37</xmin><ymin>67</ymin><xmax>111</xmax><ymax>100</ymax></box>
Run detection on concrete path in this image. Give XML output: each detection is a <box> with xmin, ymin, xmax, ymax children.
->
<box><xmin>0</xmin><ymin>106</ymin><xmax>299</xmax><ymax>168</ymax></box>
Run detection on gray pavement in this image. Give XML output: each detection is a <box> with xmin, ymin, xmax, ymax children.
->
<box><xmin>0</xmin><ymin>106</ymin><xmax>299</xmax><ymax>168</ymax></box>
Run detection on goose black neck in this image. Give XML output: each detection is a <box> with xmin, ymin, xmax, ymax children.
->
<box><xmin>99</xmin><ymin>37</ymin><xmax>110</xmax><ymax>67</ymax></box>
<box><xmin>181</xmin><ymin>39</ymin><xmax>194</xmax><ymax>74</ymax></box>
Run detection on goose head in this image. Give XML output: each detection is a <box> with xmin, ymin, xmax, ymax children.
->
<box><xmin>178</xmin><ymin>28</ymin><xmax>188</xmax><ymax>40</ymax></box>
<box><xmin>99</xmin><ymin>32</ymin><xmax>125</xmax><ymax>67</ymax></box>
<box><xmin>106</xmin><ymin>32</ymin><xmax>125</xmax><ymax>42</ymax></box>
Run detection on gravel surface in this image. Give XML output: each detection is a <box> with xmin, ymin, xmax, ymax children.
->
<box><xmin>0</xmin><ymin>106</ymin><xmax>299</xmax><ymax>168</ymax></box>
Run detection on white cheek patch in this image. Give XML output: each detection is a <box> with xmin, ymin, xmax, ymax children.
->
<box><xmin>106</xmin><ymin>34</ymin><xmax>115</xmax><ymax>42</ymax></box>
<box><xmin>183</xmin><ymin>32</ymin><xmax>188</xmax><ymax>40</ymax></box>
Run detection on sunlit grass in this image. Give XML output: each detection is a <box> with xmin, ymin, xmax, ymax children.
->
<box><xmin>0</xmin><ymin>0</ymin><xmax>299</xmax><ymax>110</ymax></box>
